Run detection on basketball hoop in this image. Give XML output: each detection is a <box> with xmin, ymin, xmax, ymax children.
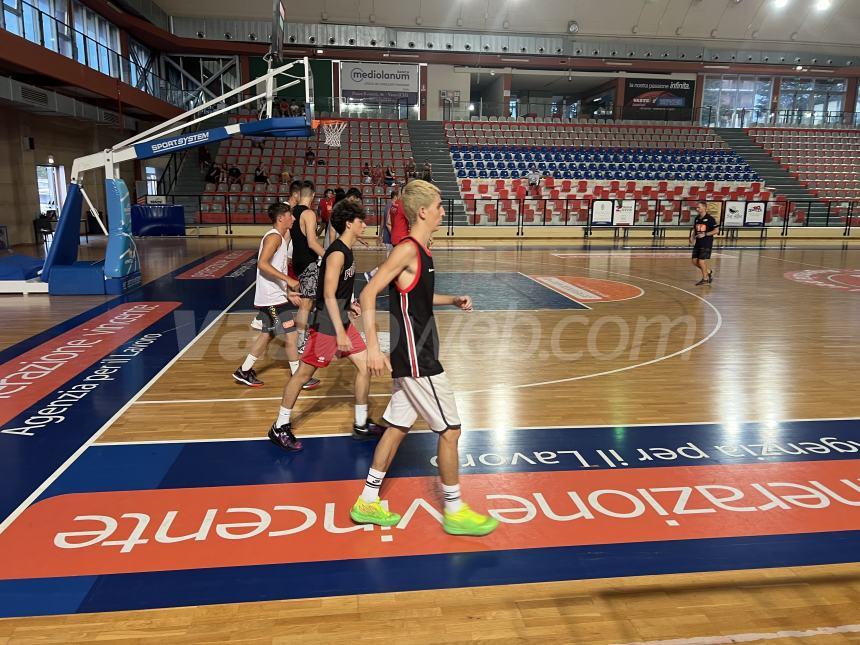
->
<box><xmin>314</xmin><ymin>120</ymin><xmax>347</xmax><ymax>147</ymax></box>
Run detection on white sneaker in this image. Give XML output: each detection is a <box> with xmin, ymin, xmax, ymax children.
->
<box><xmin>250</xmin><ymin>316</ymin><xmax>263</xmax><ymax>331</ymax></box>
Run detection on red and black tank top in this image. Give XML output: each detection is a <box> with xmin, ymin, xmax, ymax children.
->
<box><xmin>389</xmin><ymin>237</ymin><xmax>442</xmax><ymax>379</ymax></box>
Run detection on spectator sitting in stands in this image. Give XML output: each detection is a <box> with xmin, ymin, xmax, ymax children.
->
<box><xmin>372</xmin><ymin>163</ymin><xmax>383</xmax><ymax>187</ymax></box>
<box><xmin>526</xmin><ymin>165</ymin><xmax>540</xmax><ymax>189</ymax></box>
<box><xmin>280</xmin><ymin>168</ymin><xmax>293</xmax><ymax>185</ymax></box>
<box><xmin>204</xmin><ymin>162</ymin><xmax>221</xmax><ymax>184</ymax></box>
<box><xmin>251</xmin><ymin>136</ymin><xmax>265</xmax><ymax>151</ymax></box>
<box><xmin>253</xmin><ymin>165</ymin><xmax>269</xmax><ymax>185</ymax></box>
<box><xmin>305</xmin><ymin>146</ymin><xmax>316</xmax><ymax>166</ymax></box>
<box><xmin>405</xmin><ymin>157</ymin><xmax>417</xmax><ymax>179</ymax></box>
<box><xmin>421</xmin><ymin>161</ymin><xmax>433</xmax><ymax>183</ymax></box>
<box><xmin>289</xmin><ymin>100</ymin><xmax>302</xmax><ymax>117</ymax></box>
<box><xmin>227</xmin><ymin>164</ymin><xmax>243</xmax><ymax>187</ymax></box>
<box><xmin>362</xmin><ymin>162</ymin><xmax>372</xmax><ymax>184</ymax></box>
<box><xmin>384</xmin><ymin>165</ymin><xmax>396</xmax><ymax>187</ymax></box>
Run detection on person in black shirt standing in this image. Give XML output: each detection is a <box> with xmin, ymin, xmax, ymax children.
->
<box><xmin>690</xmin><ymin>200</ymin><xmax>719</xmax><ymax>285</ymax></box>
<box><xmin>268</xmin><ymin>199</ymin><xmax>385</xmax><ymax>451</ymax></box>
<box><xmin>290</xmin><ymin>181</ymin><xmax>325</xmax><ymax>342</ymax></box>
<box><xmin>350</xmin><ymin>180</ymin><xmax>499</xmax><ymax>537</ymax></box>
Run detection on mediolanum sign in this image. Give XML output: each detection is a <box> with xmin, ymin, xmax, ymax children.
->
<box><xmin>340</xmin><ymin>61</ymin><xmax>419</xmax><ymax>102</ymax></box>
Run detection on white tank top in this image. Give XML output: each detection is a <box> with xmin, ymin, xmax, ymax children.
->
<box><xmin>254</xmin><ymin>229</ymin><xmax>292</xmax><ymax>307</ymax></box>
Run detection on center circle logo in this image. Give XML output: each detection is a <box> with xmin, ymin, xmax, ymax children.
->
<box><xmin>351</xmin><ymin>69</ymin><xmax>363</xmax><ymax>83</ymax></box>
<box><xmin>785</xmin><ymin>269</ymin><xmax>860</xmax><ymax>292</ymax></box>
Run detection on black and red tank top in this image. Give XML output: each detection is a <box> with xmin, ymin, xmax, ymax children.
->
<box><xmin>389</xmin><ymin>237</ymin><xmax>442</xmax><ymax>378</ymax></box>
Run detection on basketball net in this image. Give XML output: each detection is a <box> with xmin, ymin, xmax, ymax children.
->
<box><xmin>313</xmin><ymin>120</ymin><xmax>347</xmax><ymax>147</ymax></box>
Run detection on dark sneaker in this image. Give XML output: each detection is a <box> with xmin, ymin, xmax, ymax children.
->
<box><xmin>233</xmin><ymin>367</ymin><xmax>263</xmax><ymax>387</ymax></box>
<box><xmin>353</xmin><ymin>418</ymin><xmax>386</xmax><ymax>440</ymax></box>
<box><xmin>268</xmin><ymin>422</ymin><xmax>303</xmax><ymax>452</ymax></box>
<box><xmin>708</xmin><ymin>270</ymin><xmax>714</xmax><ymax>284</ymax></box>
<box><xmin>695</xmin><ymin>278</ymin><xmax>708</xmax><ymax>286</ymax></box>
<box><xmin>302</xmin><ymin>377</ymin><xmax>321</xmax><ymax>390</ymax></box>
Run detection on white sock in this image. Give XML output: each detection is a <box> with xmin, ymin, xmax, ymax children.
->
<box><xmin>355</xmin><ymin>404</ymin><xmax>368</xmax><ymax>427</ymax></box>
<box><xmin>361</xmin><ymin>467</ymin><xmax>386</xmax><ymax>503</ymax></box>
<box><xmin>289</xmin><ymin>360</ymin><xmax>300</xmax><ymax>375</ymax></box>
<box><xmin>442</xmin><ymin>483</ymin><xmax>463</xmax><ymax>513</ymax></box>
<box><xmin>276</xmin><ymin>406</ymin><xmax>291</xmax><ymax>428</ymax></box>
<box><xmin>241</xmin><ymin>354</ymin><xmax>258</xmax><ymax>372</ymax></box>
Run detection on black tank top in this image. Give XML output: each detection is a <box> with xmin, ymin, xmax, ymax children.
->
<box><xmin>389</xmin><ymin>237</ymin><xmax>442</xmax><ymax>378</ymax></box>
<box><xmin>290</xmin><ymin>205</ymin><xmax>318</xmax><ymax>275</ymax></box>
<box><xmin>313</xmin><ymin>239</ymin><xmax>356</xmax><ymax>335</ymax></box>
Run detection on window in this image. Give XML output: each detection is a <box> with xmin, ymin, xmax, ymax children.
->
<box><xmin>777</xmin><ymin>77</ymin><xmax>846</xmax><ymax>125</ymax></box>
<box><xmin>129</xmin><ymin>40</ymin><xmax>155</xmax><ymax>93</ymax></box>
<box><xmin>145</xmin><ymin>167</ymin><xmax>158</xmax><ymax>196</ymax></box>
<box><xmin>700</xmin><ymin>75</ymin><xmax>773</xmax><ymax>127</ymax></box>
<box><xmin>0</xmin><ymin>0</ymin><xmax>72</xmax><ymax>53</ymax></box>
<box><xmin>72</xmin><ymin>1</ymin><xmax>120</xmax><ymax>78</ymax></box>
<box><xmin>855</xmin><ymin>92</ymin><xmax>860</xmax><ymax>127</ymax></box>
<box><xmin>2</xmin><ymin>0</ymin><xmax>23</xmax><ymax>36</ymax></box>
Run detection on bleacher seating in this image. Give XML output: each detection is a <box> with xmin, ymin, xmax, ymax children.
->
<box><xmin>447</xmin><ymin>121</ymin><xmax>729</xmax><ymax>150</ymax></box>
<box><xmin>458</xmin><ymin>177</ymin><xmax>772</xmax><ymax>225</ymax></box>
<box><xmin>201</xmin><ymin>116</ymin><xmax>413</xmax><ymax>224</ymax></box>
<box><xmin>446</xmin><ymin>120</ymin><xmax>766</xmax><ymax>225</ymax></box>
<box><xmin>748</xmin><ymin>128</ymin><xmax>860</xmax><ymax>200</ymax></box>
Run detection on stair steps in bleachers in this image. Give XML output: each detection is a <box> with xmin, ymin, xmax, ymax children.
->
<box><xmin>715</xmin><ymin>128</ymin><xmax>831</xmax><ymax>225</ymax></box>
<box><xmin>406</xmin><ymin>120</ymin><xmax>469</xmax><ymax>225</ymax></box>
<box><xmin>168</xmin><ymin>113</ymin><xmax>229</xmax><ymax>225</ymax></box>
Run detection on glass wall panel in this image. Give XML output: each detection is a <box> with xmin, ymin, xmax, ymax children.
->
<box><xmin>700</xmin><ymin>75</ymin><xmax>773</xmax><ymax>127</ymax></box>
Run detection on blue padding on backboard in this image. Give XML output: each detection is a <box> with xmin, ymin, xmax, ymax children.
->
<box><xmin>239</xmin><ymin>117</ymin><xmax>312</xmax><ymax>138</ymax></box>
<box><xmin>41</xmin><ymin>184</ymin><xmax>82</xmax><ymax>282</ymax></box>
<box><xmin>104</xmin><ymin>179</ymin><xmax>139</xmax><ymax>278</ymax></box>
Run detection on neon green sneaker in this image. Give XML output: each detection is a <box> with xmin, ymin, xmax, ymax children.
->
<box><xmin>349</xmin><ymin>497</ymin><xmax>401</xmax><ymax>527</ymax></box>
<box><xmin>443</xmin><ymin>504</ymin><xmax>499</xmax><ymax>536</ymax></box>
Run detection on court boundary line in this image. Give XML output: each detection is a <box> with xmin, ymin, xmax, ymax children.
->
<box><xmin>94</xmin><ymin>416</ymin><xmax>860</xmax><ymax>445</ymax></box>
<box><xmin>612</xmin><ymin>623</ymin><xmax>860</xmax><ymax>645</ymax></box>
<box><xmin>0</xmin><ymin>282</ymin><xmax>255</xmax><ymax>536</ymax></box>
<box><xmin>454</xmin><ymin>259</ymin><xmax>723</xmax><ymax>395</ymax></box>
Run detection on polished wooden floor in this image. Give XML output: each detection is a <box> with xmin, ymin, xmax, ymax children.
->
<box><xmin>2</xmin><ymin>236</ymin><xmax>860</xmax><ymax>644</ymax></box>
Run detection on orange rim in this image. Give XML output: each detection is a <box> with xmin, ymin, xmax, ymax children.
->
<box><xmin>312</xmin><ymin>119</ymin><xmax>346</xmax><ymax>130</ymax></box>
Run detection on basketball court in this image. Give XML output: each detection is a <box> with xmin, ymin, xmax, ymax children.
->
<box><xmin>2</xmin><ymin>238</ymin><xmax>860</xmax><ymax>643</ymax></box>
<box><xmin>2</xmin><ymin>0</ymin><xmax>860</xmax><ymax>639</ymax></box>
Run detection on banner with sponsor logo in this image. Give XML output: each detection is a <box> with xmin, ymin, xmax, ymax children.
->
<box><xmin>745</xmin><ymin>201</ymin><xmax>766</xmax><ymax>226</ymax></box>
<box><xmin>724</xmin><ymin>201</ymin><xmax>746</xmax><ymax>227</ymax></box>
<box><xmin>623</xmin><ymin>78</ymin><xmax>696</xmax><ymax>121</ymax></box>
<box><xmin>0</xmin><ymin>302</ymin><xmax>181</xmax><ymax>431</ymax></box>
<box><xmin>340</xmin><ymin>61</ymin><xmax>419</xmax><ymax>103</ymax></box>
<box><xmin>614</xmin><ymin>200</ymin><xmax>636</xmax><ymax>226</ymax></box>
<box><xmin>176</xmin><ymin>250</ymin><xmax>256</xmax><ymax>280</ymax></box>
<box><xmin>4</xmin><ymin>459</ymin><xmax>860</xmax><ymax>580</ymax></box>
<box><xmin>2</xmin><ymin>419</ymin><xmax>860</xmax><ymax>618</ymax></box>
<box><xmin>592</xmin><ymin>200</ymin><xmax>614</xmax><ymax>226</ymax></box>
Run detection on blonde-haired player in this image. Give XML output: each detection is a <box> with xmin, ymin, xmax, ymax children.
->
<box><xmin>350</xmin><ymin>180</ymin><xmax>498</xmax><ymax>537</ymax></box>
